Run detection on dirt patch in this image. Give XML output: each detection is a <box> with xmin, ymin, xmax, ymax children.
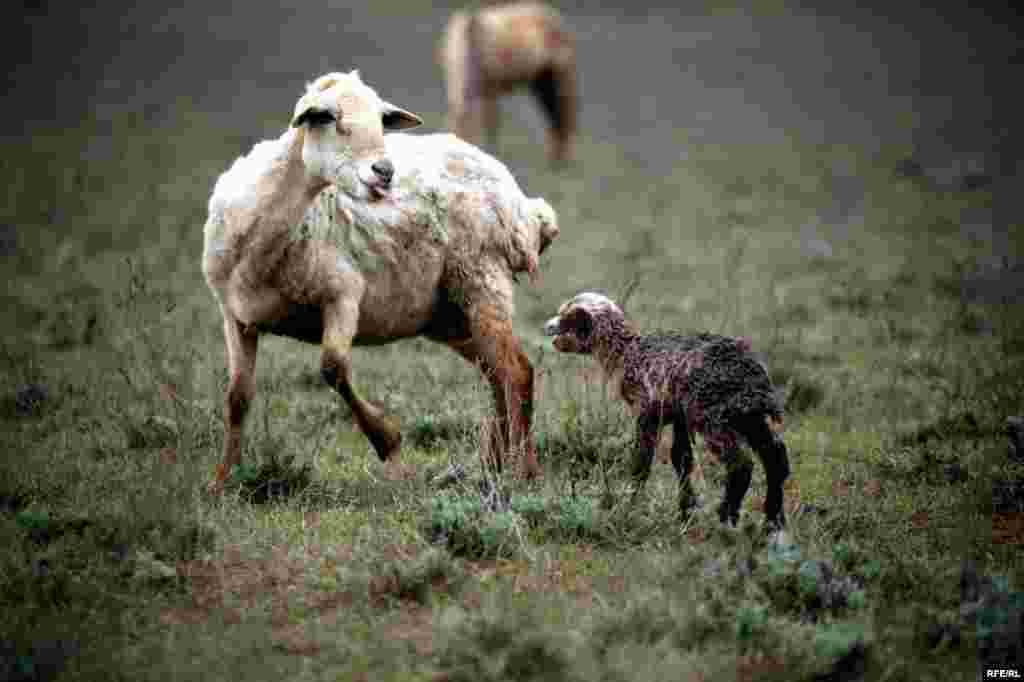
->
<box><xmin>159</xmin><ymin>541</ymin><xmax>627</xmax><ymax>658</ymax></box>
<box><xmin>862</xmin><ymin>479</ymin><xmax>883</xmax><ymax>498</ymax></box>
<box><xmin>383</xmin><ymin>601</ymin><xmax>436</xmax><ymax>656</ymax></box>
<box><xmin>993</xmin><ymin>512</ymin><xmax>1024</xmax><ymax>545</ymax></box>
<box><xmin>463</xmin><ymin>556</ymin><xmax>620</xmax><ymax>608</ymax></box>
<box><xmin>831</xmin><ymin>479</ymin><xmax>851</xmax><ymax>497</ymax></box>
<box><xmin>737</xmin><ymin>654</ymin><xmax>788</xmax><ymax>682</ymax></box>
<box><xmin>160</xmin><ymin>542</ymin><xmax>438</xmax><ymax>656</ymax></box>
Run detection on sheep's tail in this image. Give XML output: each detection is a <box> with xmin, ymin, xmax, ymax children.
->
<box><xmin>529</xmin><ymin>197</ymin><xmax>557</xmax><ymax>233</ymax></box>
<box><xmin>526</xmin><ymin>197</ymin><xmax>558</xmax><ymax>285</ymax></box>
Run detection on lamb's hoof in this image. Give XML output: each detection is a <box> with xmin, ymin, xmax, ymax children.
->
<box><xmin>678</xmin><ymin>493</ymin><xmax>703</xmax><ymax>521</ymax></box>
<box><xmin>519</xmin><ymin>461</ymin><xmax>544</xmax><ymax>481</ymax></box>
<box><xmin>718</xmin><ymin>505</ymin><xmax>740</xmax><ymax>527</ymax></box>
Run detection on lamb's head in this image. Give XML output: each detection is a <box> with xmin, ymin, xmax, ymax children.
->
<box><xmin>291</xmin><ymin>70</ymin><xmax>422</xmax><ymax>199</ymax></box>
<box><xmin>542</xmin><ymin>292</ymin><xmax>624</xmax><ymax>354</ymax></box>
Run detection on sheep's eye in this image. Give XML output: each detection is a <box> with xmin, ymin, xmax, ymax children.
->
<box><xmin>299</xmin><ymin>108</ymin><xmax>337</xmax><ymax>127</ymax></box>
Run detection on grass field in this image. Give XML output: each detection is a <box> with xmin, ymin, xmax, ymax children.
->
<box><xmin>2</xmin><ymin>47</ymin><xmax>1023</xmax><ymax>681</ymax></box>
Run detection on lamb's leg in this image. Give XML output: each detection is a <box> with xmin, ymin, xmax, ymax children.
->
<box><xmin>321</xmin><ymin>300</ymin><xmax>402</xmax><ymax>463</ymax></box>
<box><xmin>670</xmin><ymin>415</ymin><xmax>698</xmax><ymax>518</ymax></box>
<box><xmin>447</xmin><ymin>303</ymin><xmax>540</xmax><ymax>479</ymax></box>
<box><xmin>208</xmin><ymin>315</ymin><xmax>259</xmax><ymax>495</ymax></box>
<box><xmin>739</xmin><ymin>416</ymin><xmax>791</xmax><ymax>530</ymax></box>
<box><xmin>629</xmin><ymin>409</ymin><xmax>663</xmax><ymax>499</ymax></box>
<box><xmin>709</xmin><ymin>437</ymin><xmax>754</xmax><ymax>526</ymax></box>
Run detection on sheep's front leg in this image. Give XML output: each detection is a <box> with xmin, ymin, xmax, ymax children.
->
<box><xmin>447</xmin><ymin>303</ymin><xmax>540</xmax><ymax>479</ymax></box>
<box><xmin>629</xmin><ymin>409</ymin><xmax>663</xmax><ymax>500</ymax></box>
<box><xmin>208</xmin><ymin>315</ymin><xmax>259</xmax><ymax>495</ymax></box>
<box><xmin>321</xmin><ymin>300</ymin><xmax>402</xmax><ymax>463</ymax></box>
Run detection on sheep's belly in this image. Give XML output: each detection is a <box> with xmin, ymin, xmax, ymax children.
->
<box><xmin>253</xmin><ymin>303</ymin><xmax>324</xmax><ymax>345</ymax></box>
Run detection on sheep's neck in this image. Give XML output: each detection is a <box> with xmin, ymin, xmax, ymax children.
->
<box><xmin>240</xmin><ymin>130</ymin><xmax>328</xmax><ymax>266</ymax></box>
<box><xmin>591</xmin><ymin>316</ymin><xmax>638</xmax><ymax>377</ymax></box>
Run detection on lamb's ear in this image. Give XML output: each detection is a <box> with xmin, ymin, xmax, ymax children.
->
<box><xmin>381</xmin><ymin>101</ymin><xmax>423</xmax><ymax>130</ymax></box>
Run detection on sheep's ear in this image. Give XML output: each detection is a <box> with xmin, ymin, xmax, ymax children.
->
<box><xmin>292</xmin><ymin>106</ymin><xmax>337</xmax><ymax>128</ymax></box>
<box><xmin>381</xmin><ymin>101</ymin><xmax>423</xmax><ymax>130</ymax></box>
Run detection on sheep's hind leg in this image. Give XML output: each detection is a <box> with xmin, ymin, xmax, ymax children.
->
<box><xmin>209</xmin><ymin>314</ymin><xmax>259</xmax><ymax>495</ymax></box>
<box><xmin>530</xmin><ymin>61</ymin><xmax>576</xmax><ymax>164</ymax></box>
<box><xmin>321</xmin><ymin>301</ymin><xmax>402</xmax><ymax>464</ymax></box>
<box><xmin>447</xmin><ymin>303</ymin><xmax>540</xmax><ymax>479</ymax></box>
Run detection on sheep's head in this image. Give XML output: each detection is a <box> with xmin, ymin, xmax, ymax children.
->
<box><xmin>542</xmin><ymin>292</ymin><xmax>623</xmax><ymax>354</ymax></box>
<box><xmin>291</xmin><ymin>70</ymin><xmax>422</xmax><ymax>200</ymax></box>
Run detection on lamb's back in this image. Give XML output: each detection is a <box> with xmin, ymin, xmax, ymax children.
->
<box><xmin>624</xmin><ymin>331</ymin><xmax>781</xmax><ymax>422</ymax></box>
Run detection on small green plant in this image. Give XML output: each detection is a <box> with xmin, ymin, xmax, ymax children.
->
<box><xmin>389</xmin><ymin>549</ymin><xmax>464</xmax><ymax>605</ymax></box>
<box><xmin>858</xmin><ymin>559</ymin><xmax>882</xmax><ymax>582</ymax></box>
<box><xmin>430</xmin><ymin>493</ymin><xmax>480</xmax><ymax>535</ymax></box>
<box><xmin>479</xmin><ymin>511</ymin><xmax>518</xmax><ymax>556</ymax></box>
<box><xmin>735</xmin><ymin>604</ymin><xmax>768</xmax><ymax>643</ymax></box>
<box><xmin>814</xmin><ymin>621</ymin><xmax>865</xmax><ymax>660</ymax></box>
<box><xmin>555</xmin><ymin>495</ymin><xmax>596</xmax><ymax>538</ymax></box>
<box><xmin>409</xmin><ymin>414</ymin><xmax>470</xmax><ymax>449</ymax></box>
<box><xmin>427</xmin><ymin>493</ymin><xmax>520</xmax><ymax>559</ymax></box>
<box><xmin>15</xmin><ymin>510</ymin><xmax>51</xmax><ymax>532</ymax></box>
<box><xmin>225</xmin><ymin>447</ymin><xmax>314</xmax><ymax>504</ymax></box>
<box><xmin>510</xmin><ymin>494</ymin><xmax>547</xmax><ymax>526</ymax></box>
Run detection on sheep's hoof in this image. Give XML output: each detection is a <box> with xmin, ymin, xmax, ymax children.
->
<box><xmin>367</xmin><ymin>425</ymin><xmax>403</xmax><ymax>463</ymax></box>
<box><xmin>383</xmin><ymin>457</ymin><xmax>415</xmax><ymax>481</ymax></box>
<box><xmin>205</xmin><ymin>464</ymin><xmax>229</xmax><ymax>497</ymax></box>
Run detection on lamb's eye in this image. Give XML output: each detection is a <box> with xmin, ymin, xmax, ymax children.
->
<box><xmin>569</xmin><ymin>311</ymin><xmax>592</xmax><ymax>337</ymax></box>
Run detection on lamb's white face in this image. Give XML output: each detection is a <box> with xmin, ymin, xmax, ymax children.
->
<box><xmin>291</xmin><ymin>71</ymin><xmax>422</xmax><ymax>200</ymax></box>
<box><xmin>542</xmin><ymin>292</ymin><xmax>621</xmax><ymax>354</ymax></box>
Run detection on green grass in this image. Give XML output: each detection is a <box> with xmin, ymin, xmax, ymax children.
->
<box><xmin>1</xmin><ymin>91</ymin><xmax>1021</xmax><ymax>681</ymax></box>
